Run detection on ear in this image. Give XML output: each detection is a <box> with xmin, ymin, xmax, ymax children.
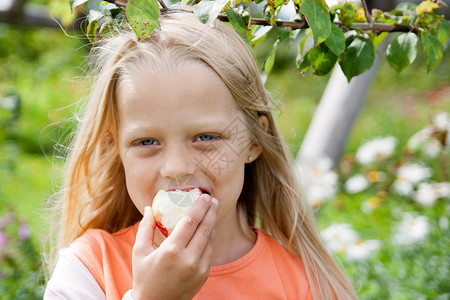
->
<box><xmin>246</xmin><ymin>115</ymin><xmax>269</xmax><ymax>163</ymax></box>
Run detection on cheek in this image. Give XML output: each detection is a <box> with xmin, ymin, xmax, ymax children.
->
<box><xmin>213</xmin><ymin>154</ymin><xmax>246</xmax><ymax>199</ymax></box>
<box><xmin>122</xmin><ymin>157</ymin><xmax>154</xmax><ymax>207</ymax></box>
<box><xmin>197</xmin><ymin>143</ymin><xmax>247</xmax><ymax>180</ymax></box>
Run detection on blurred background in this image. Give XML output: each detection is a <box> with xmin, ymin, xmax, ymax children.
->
<box><xmin>0</xmin><ymin>0</ymin><xmax>449</xmax><ymax>299</ymax></box>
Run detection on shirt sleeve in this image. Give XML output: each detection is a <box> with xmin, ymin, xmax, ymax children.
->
<box><xmin>44</xmin><ymin>248</ymin><xmax>106</xmax><ymax>300</ymax></box>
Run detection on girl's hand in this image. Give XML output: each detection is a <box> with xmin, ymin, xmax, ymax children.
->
<box><xmin>132</xmin><ymin>194</ymin><xmax>218</xmax><ymax>300</ymax></box>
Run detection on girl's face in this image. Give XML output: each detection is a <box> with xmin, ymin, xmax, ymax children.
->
<box><xmin>117</xmin><ymin>62</ymin><xmax>261</xmax><ymax>236</ymax></box>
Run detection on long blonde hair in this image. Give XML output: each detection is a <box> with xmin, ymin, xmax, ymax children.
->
<box><xmin>51</xmin><ymin>8</ymin><xmax>357</xmax><ymax>299</ymax></box>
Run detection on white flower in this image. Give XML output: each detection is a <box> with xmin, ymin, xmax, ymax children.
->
<box><xmin>434</xmin><ymin>182</ymin><xmax>450</xmax><ymax>198</ymax></box>
<box><xmin>408</xmin><ymin>127</ymin><xmax>432</xmax><ymax>150</ymax></box>
<box><xmin>356</xmin><ymin>136</ymin><xmax>397</xmax><ymax>165</ymax></box>
<box><xmin>432</xmin><ymin>112</ymin><xmax>450</xmax><ymax>131</ymax></box>
<box><xmin>408</xmin><ymin>112</ymin><xmax>449</xmax><ymax>157</ymax></box>
<box><xmin>392</xmin><ymin>178</ymin><xmax>414</xmax><ymax>196</ymax></box>
<box><xmin>397</xmin><ymin>163</ymin><xmax>432</xmax><ymax>183</ymax></box>
<box><xmin>321</xmin><ymin>224</ymin><xmax>380</xmax><ymax>262</ymax></box>
<box><xmin>424</xmin><ymin>139</ymin><xmax>443</xmax><ymax>158</ymax></box>
<box><xmin>346</xmin><ymin>240</ymin><xmax>381</xmax><ymax>262</ymax></box>
<box><xmin>299</xmin><ymin>157</ymin><xmax>338</xmax><ymax>206</ymax></box>
<box><xmin>415</xmin><ymin>182</ymin><xmax>439</xmax><ymax>206</ymax></box>
<box><xmin>345</xmin><ymin>174</ymin><xmax>369</xmax><ymax>194</ymax></box>
<box><xmin>415</xmin><ymin>182</ymin><xmax>450</xmax><ymax>206</ymax></box>
<box><xmin>321</xmin><ymin>223</ymin><xmax>358</xmax><ymax>253</ymax></box>
<box><xmin>392</xmin><ymin>213</ymin><xmax>429</xmax><ymax>245</ymax></box>
<box><xmin>408</xmin><ymin>128</ymin><xmax>442</xmax><ymax>158</ymax></box>
<box><xmin>393</xmin><ymin>163</ymin><xmax>432</xmax><ymax>196</ymax></box>
<box><xmin>361</xmin><ymin>196</ymin><xmax>382</xmax><ymax>214</ymax></box>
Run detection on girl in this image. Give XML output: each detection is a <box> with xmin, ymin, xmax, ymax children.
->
<box><xmin>45</xmin><ymin>8</ymin><xmax>357</xmax><ymax>300</ymax></box>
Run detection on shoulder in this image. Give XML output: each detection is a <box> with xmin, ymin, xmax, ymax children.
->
<box><xmin>257</xmin><ymin>229</ymin><xmax>304</xmax><ymax>267</ymax></box>
<box><xmin>70</xmin><ymin>222</ymin><xmax>139</xmax><ymax>257</ymax></box>
<box><xmin>68</xmin><ymin>223</ymin><xmax>139</xmax><ymax>291</ymax></box>
<box><xmin>256</xmin><ymin>229</ymin><xmax>312</xmax><ymax>299</ymax></box>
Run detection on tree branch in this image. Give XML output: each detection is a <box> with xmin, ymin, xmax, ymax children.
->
<box><xmin>218</xmin><ymin>14</ymin><xmax>414</xmax><ymax>33</ymax></box>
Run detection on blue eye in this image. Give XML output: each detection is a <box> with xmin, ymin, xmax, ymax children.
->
<box><xmin>195</xmin><ymin>135</ymin><xmax>214</xmax><ymax>142</ymax></box>
<box><xmin>139</xmin><ymin>139</ymin><xmax>158</xmax><ymax>146</ymax></box>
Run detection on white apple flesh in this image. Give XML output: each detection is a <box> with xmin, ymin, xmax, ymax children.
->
<box><xmin>152</xmin><ymin>188</ymin><xmax>203</xmax><ymax>237</ymax></box>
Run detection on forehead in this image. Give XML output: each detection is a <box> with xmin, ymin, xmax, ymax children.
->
<box><xmin>116</xmin><ymin>61</ymin><xmax>246</xmax><ymax>134</ymax></box>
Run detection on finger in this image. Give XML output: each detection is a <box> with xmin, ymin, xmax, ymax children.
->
<box><xmin>198</xmin><ymin>226</ymin><xmax>215</xmax><ymax>273</ymax></box>
<box><xmin>133</xmin><ymin>206</ymin><xmax>156</xmax><ymax>257</ymax></box>
<box><xmin>186</xmin><ymin>197</ymin><xmax>218</xmax><ymax>254</ymax></box>
<box><xmin>167</xmin><ymin>194</ymin><xmax>212</xmax><ymax>247</ymax></box>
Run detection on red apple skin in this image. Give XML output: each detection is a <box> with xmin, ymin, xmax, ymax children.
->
<box><xmin>152</xmin><ymin>209</ymin><xmax>169</xmax><ymax>237</ymax></box>
<box><xmin>156</xmin><ymin>224</ymin><xmax>169</xmax><ymax>237</ymax></box>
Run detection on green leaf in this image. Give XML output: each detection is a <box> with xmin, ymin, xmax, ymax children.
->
<box><xmin>416</xmin><ymin>0</ymin><xmax>440</xmax><ymax>15</ymax></box>
<box><xmin>69</xmin><ymin>0</ymin><xmax>88</xmax><ymax>14</ymax></box>
<box><xmin>272</xmin><ymin>27</ymin><xmax>291</xmax><ymax>42</ymax></box>
<box><xmin>226</xmin><ymin>6</ymin><xmax>251</xmax><ymax>44</ymax></box>
<box><xmin>299</xmin><ymin>35</ymin><xmax>308</xmax><ymax>56</ymax></box>
<box><xmin>265</xmin><ymin>40</ymin><xmax>279</xmax><ymax>74</ymax></box>
<box><xmin>296</xmin><ymin>53</ymin><xmax>310</xmax><ymax>73</ymax></box>
<box><xmin>87</xmin><ymin>20</ymin><xmax>99</xmax><ymax>42</ymax></box>
<box><xmin>421</xmin><ymin>31</ymin><xmax>444</xmax><ymax>72</ymax></box>
<box><xmin>395</xmin><ymin>2</ymin><xmax>417</xmax><ymax>13</ymax></box>
<box><xmin>325</xmin><ymin>23</ymin><xmax>345</xmax><ymax>56</ymax></box>
<box><xmin>251</xmin><ymin>25</ymin><xmax>272</xmax><ymax>46</ymax></box>
<box><xmin>307</xmin><ymin>43</ymin><xmax>337</xmax><ymax>75</ymax></box>
<box><xmin>373</xmin><ymin>32</ymin><xmax>388</xmax><ymax>50</ymax></box>
<box><xmin>386</xmin><ymin>32</ymin><xmax>418</xmax><ymax>72</ymax></box>
<box><xmin>339</xmin><ymin>36</ymin><xmax>375</xmax><ymax>82</ymax></box>
<box><xmin>126</xmin><ymin>0</ymin><xmax>160</xmax><ymax>41</ymax></box>
<box><xmin>87</xmin><ymin>8</ymin><xmax>105</xmax><ymax>23</ymax></box>
<box><xmin>435</xmin><ymin>20</ymin><xmax>450</xmax><ymax>46</ymax></box>
<box><xmin>194</xmin><ymin>0</ymin><xmax>229</xmax><ymax>26</ymax></box>
<box><xmin>86</xmin><ymin>8</ymin><xmax>106</xmax><ymax>42</ymax></box>
<box><xmin>299</xmin><ymin>0</ymin><xmax>331</xmax><ymax>46</ymax></box>
<box><xmin>87</xmin><ymin>0</ymin><xmax>103</xmax><ymax>11</ymax></box>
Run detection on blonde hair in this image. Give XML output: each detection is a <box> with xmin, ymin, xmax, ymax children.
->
<box><xmin>51</xmin><ymin>8</ymin><xmax>357</xmax><ymax>299</ymax></box>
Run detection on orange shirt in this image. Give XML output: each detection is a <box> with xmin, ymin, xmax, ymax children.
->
<box><xmin>70</xmin><ymin>223</ymin><xmax>312</xmax><ymax>299</ymax></box>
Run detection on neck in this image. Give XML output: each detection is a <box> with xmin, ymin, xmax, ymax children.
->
<box><xmin>209</xmin><ymin>210</ymin><xmax>256</xmax><ymax>267</ymax></box>
<box><xmin>152</xmin><ymin>209</ymin><xmax>256</xmax><ymax>267</ymax></box>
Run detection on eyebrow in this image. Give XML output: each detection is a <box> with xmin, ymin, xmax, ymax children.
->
<box><xmin>121</xmin><ymin>120</ymin><xmax>236</xmax><ymax>138</ymax></box>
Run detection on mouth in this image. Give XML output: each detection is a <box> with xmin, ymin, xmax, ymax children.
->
<box><xmin>167</xmin><ymin>186</ymin><xmax>211</xmax><ymax>196</ymax></box>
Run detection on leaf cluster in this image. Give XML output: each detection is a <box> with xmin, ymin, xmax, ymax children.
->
<box><xmin>70</xmin><ymin>0</ymin><xmax>450</xmax><ymax>81</ymax></box>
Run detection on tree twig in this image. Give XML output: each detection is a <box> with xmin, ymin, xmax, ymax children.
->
<box><xmin>361</xmin><ymin>0</ymin><xmax>373</xmax><ymax>24</ymax></box>
<box><xmin>104</xmin><ymin>0</ymin><xmax>127</xmax><ymax>7</ymax></box>
<box><xmin>157</xmin><ymin>0</ymin><xmax>167</xmax><ymax>9</ymax></box>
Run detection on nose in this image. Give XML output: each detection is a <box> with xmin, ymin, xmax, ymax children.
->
<box><xmin>160</xmin><ymin>143</ymin><xmax>197</xmax><ymax>180</ymax></box>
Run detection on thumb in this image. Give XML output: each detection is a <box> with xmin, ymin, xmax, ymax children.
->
<box><xmin>133</xmin><ymin>206</ymin><xmax>156</xmax><ymax>257</ymax></box>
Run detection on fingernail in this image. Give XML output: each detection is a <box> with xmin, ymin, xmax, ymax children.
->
<box><xmin>212</xmin><ymin>198</ymin><xmax>219</xmax><ymax>207</ymax></box>
<box><xmin>204</xmin><ymin>194</ymin><xmax>211</xmax><ymax>202</ymax></box>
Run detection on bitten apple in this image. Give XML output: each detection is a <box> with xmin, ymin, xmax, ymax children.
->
<box><xmin>152</xmin><ymin>188</ymin><xmax>203</xmax><ymax>237</ymax></box>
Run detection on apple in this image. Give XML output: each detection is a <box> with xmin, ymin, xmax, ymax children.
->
<box><xmin>152</xmin><ymin>188</ymin><xmax>203</xmax><ymax>237</ymax></box>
